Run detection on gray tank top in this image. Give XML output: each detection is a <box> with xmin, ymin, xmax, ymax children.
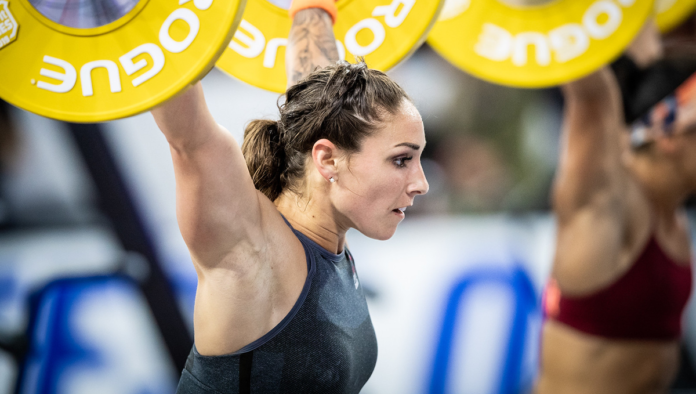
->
<box><xmin>176</xmin><ymin>218</ymin><xmax>378</xmax><ymax>394</ymax></box>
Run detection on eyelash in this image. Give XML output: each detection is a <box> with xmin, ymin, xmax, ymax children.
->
<box><xmin>394</xmin><ymin>156</ymin><xmax>413</xmax><ymax>168</ymax></box>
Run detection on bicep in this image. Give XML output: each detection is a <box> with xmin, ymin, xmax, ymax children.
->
<box><xmin>170</xmin><ymin>125</ymin><xmax>266</xmax><ymax>266</ymax></box>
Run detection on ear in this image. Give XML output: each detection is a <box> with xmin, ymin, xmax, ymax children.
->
<box><xmin>312</xmin><ymin>139</ymin><xmax>339</xmax><ymax>182</ymax></box>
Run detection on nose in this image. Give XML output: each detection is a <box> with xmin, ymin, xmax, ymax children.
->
<box><xmin>409</xmin><ymin>163</ymin><xmax>429</xmax><ymax>196</ymax></box>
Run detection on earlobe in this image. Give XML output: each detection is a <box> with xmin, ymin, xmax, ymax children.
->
<box><xmin>312</xmin><ymin>138</ymin><xmax>339</xmax><ymax>183</ymax></box>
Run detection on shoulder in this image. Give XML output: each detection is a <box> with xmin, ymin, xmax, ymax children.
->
<box><xmin>553</xmin><ymin>177</ymin><xmax>652</xmax><ymax>294</ymax></box>
<box><xmin>193</xmin><ymin>195</ymin><xmax>310</xmax><ymax>355</ymax></box>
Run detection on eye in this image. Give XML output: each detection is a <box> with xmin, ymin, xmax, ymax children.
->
<box><xmin>394</xmin><ymin>156</ymin><xmax>413</xmax><ymax>168</ymax></box>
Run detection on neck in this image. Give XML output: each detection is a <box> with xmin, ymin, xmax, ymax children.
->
<box><xmin>628</xmin><ymin>153</ymin><xmax>690</xmax><ymax>218</ymax></box>
<box><xmin>275</xmin><ymin>190</ymin><xmax>348</xmax><ymax>254</ymax></box>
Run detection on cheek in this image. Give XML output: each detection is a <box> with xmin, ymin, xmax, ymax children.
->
<box><xmin>337</xmin><ymin>164</ymin><xmax>407</xmax><ymax>239</ymax></box>
<box><xmin>345</xmin><ymin>164</ymin><xmax>403</xmax><ymax>203</ymax></box>
<box><xmin>334</xmin><ymin>165</ymin><xmax>406</xmax><ymax>226</ymax></box>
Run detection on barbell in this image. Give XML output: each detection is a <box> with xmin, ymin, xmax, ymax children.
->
<box><xmin>0</xmin><ymin>0</ymin><xmax>692</xmax><ymax>122</ymax></box>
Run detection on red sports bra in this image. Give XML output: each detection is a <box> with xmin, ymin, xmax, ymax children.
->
<box><xmin>545</xmin><ymin>236</ymin><xmax>693</xmax><ymax>340</ymax></box>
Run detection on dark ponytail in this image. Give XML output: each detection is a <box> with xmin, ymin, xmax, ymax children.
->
<box><xmin>242</xmin><ymin>119</ymin><xmax>286</xmax><ymax>201</ymax></box>
<box><xmin>243</xmin><ymin>60</ymin><xmax>410</xmax><ymax>201</ymax></box>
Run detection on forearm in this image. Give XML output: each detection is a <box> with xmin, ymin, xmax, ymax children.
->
<box><xmin>562</xmin><ymin>67</ymin><xmax>618</xmax><ymax>101</ymax></box>
<box><xmin>151</xmin><ymin>82</ymin><xmax>219</xmax><ymax>151</ymax></box>
<box><xmin>562</xmin><ymin>68</ymin><xmax>624</xmax><ymax>137</ymax></box>
<box><xmin>286</xmin><ymin>8</ymin><xmax>339</xmax><ymax>86</ymax></box>
<box><xmin>555</xmin><ymin>68</ymin><xmax>628</xmax><ymax>214</ymax></box>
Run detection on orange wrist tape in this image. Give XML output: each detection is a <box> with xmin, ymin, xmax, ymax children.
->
<box><xmin>289</xmin><ymin>0</ymin><xmax>338</xmax><ymax>24</ymax></box>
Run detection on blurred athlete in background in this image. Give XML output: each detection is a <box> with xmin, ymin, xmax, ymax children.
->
<box><xmin>537</xmin><ymin>20</ymin><xmax>696</xmax><ymax>394</ymax></box>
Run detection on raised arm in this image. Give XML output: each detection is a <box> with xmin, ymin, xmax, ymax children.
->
<box><xmin>151</xmin><ymin>83</ymin><xmax>263</xmax><ymax>268</ymax></box>
<box><xmin>554</xmin><ymin>22</ymin><xmax>666</xmax><ymax>221</ymax></box>
<box><xmin>553</xmin><ymin>67</ymin><xmax>628</xmax><ymax>222</ymax></box>
<box><xmin>550</xmin><ymin>67</ymin><xmax>647</xmax><ymax>291</ymax></box>
<box><xmin>286</xmin><ymin>6</ymin><xmax>340</xmax><ymax>86</ymax></box>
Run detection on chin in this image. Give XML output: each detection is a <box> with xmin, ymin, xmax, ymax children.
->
<box><xmin>357</xmin><ymin>224</ymin><xmax>399</xmax><ymax>241</ymax></box>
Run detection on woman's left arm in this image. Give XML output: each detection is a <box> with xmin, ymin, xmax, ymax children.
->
<box><xmin>286</xmin><ymin>6</ymin><xmax>340</xmax><ymax>87</ymax></box>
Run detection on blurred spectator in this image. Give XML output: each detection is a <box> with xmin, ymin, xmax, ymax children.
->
<box><xmin>436</xmin><ymin>134</ymin><xmax>513</xmax><ymax>212</ymax></box>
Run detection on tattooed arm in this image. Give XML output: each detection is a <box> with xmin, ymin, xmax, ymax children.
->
<box><xmin>286</xmin><ymin>8</ymin><xmax>340</xmax><ymax>87</ymax></box>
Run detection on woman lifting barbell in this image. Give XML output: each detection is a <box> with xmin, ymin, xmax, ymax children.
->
<box><xmin>151</xmin><ymin>0</ymin><xmax>429</xmax><ymax>392</ymax></box>
<box><xmin>537</xmin><ymin>20</ymin><xmax>696</xmax><ymax>394</ymax></box>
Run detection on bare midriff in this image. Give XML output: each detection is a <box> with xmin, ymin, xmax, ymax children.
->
<box><xmin>536</xmin><ymin>320</ymin><xmax>680</xmax><ymax>394</ymax></box>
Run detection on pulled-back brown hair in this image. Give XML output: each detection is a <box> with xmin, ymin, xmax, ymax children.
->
<box><xmin>242</xmin><ymin>61</ymin><xmax>410</xmax><ymax>201</ymax></box>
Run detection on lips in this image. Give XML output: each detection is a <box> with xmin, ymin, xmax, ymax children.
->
<box><xmin>392</xmin><ymin>207</ymin><xmax>407</xmax><ymax>217</ymax></box>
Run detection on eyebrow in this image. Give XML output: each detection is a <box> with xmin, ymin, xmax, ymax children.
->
<box><xmin>394</xmin><ymin>142</ymin><xmax>421</xmax><ymax>150</ymax></box>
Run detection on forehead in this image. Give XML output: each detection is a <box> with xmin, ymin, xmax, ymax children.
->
<box><xmin>370</xmin><ymin>101</ymin><xmax>425</xmax><ymax>143</ymax></box>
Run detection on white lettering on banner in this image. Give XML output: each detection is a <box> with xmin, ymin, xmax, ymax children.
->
<box><xmin>345</xmin><ymin>18</ymin><xmax>386</xmax><ymax>56</ymax></box>
<box><xmin>119</xmin><ymin>43</ymin><xmax>165</xmax><ymax>87</ymax></box>
<box><xmin>230</xmin><ymin>19</ymin><xmax>265</xmax><ymax>58</ymax></box>
<box><xmin>0</xmin><ymin>36</ymin><xmax>7</xmax><ymax>45</ymax></box>
<box><xmin>583</xmin><ymin>1</ymin><xmax>622</xmax><ymax>39</ymax></box>
<box><xmin>38</xmin><ymin>56</ymin><xmax>77</xmax><ymax>93</ymax></box>
<box><xmin>549</xmin><ymin>24</ymin><xmax>589</xmax><ymax>63</ymax></box>
<box><xmin>0</xmin><ymin>10</ymin><xmax>6</xmax><ymax>19</ymax></box>
<box><xmin>160</xmin><ymin>8</ymin><xmax>200</xmax><ymax>53</ymax></box>
<box><xmin>81</xmin><ymin>60</ymin><xmax>122</xmax><ymax>96</ymax></box>
<box><xmin>474</xmin><ymin>0</ymin><xmax>634</xmax><ymax>66</ymax></box>
<box><xmin>372</xmin><ymin>0</ymin><xmax>415</xmax><ymax>28</ymax></box>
